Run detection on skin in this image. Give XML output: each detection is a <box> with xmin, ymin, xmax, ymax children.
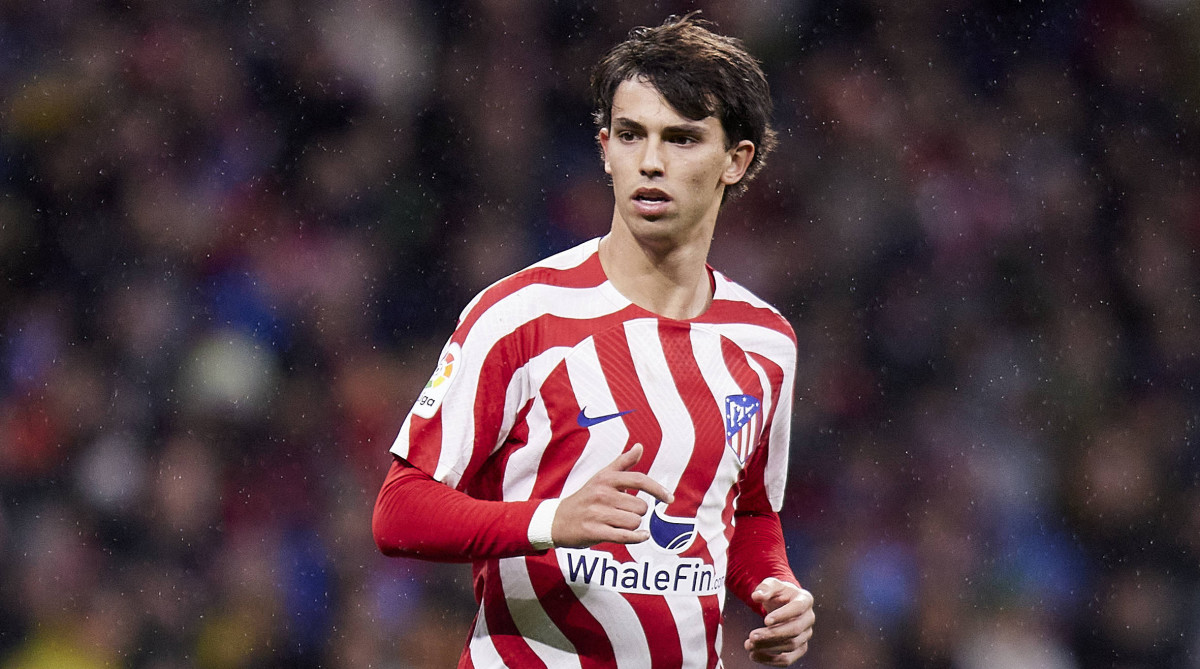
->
<box><xmin>597</xmin><ymin>77</ymin><xmax>754</xmax><ymax>321</ymax></box>
<box><xmin>551</xmin><ymin>443</ymin><xmax>672</xmax><ymax>547</ymax></box>
<box><xmin>747</xmin><ymin>579</ymin><xmax>816</xmax><ymax>666</ymax></box>
<box><xmin>551</xmin><ymin>77</ymin><xmax>815</xmax><ymax>666</ymax></box>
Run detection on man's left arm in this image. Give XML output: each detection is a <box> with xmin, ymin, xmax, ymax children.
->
<box><xmin>729</xmin><ymin>328</ymin><xmax>810</xmax><ymax>665</ymax></box>
<box><xmin>727</xmin><ymin>509</ymin><xmax>815</xmax><ymax>666</ymax></box>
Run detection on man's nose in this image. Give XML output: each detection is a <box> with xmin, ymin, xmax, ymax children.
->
<box><xmin>639</xmin><ymin>138</ymin><xmax>665</xmax><ymax>176</ymax></box>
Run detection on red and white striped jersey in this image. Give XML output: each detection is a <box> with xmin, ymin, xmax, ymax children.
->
<box><xmin>390</xmin><ymin>238</ymin><xmax>797</xmax><ymax>669</ymax></box>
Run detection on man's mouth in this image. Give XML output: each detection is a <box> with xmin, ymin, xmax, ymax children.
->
<box><xmin>634</xmin><ymin>189</ymin><xmax>670</xmax><ymax>203</ymax></box>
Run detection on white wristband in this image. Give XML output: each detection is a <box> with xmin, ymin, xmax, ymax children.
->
<box><xmin>527</xmin><ymin>498</ymin><xmax>561</xmax><ymax>550</ymax></box>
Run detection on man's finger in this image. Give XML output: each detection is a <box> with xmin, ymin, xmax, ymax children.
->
<box><xmin>752</xmin><ymin>577</ymin><xmax>798</xmax><ymax>600</ymax></box>
<box><xmin>744</xmin><ymin>579</ymin><xmax>814</xmax><ymax>665</ymax></box>
<box><xmin>601</xmin><ymin>445</ymin><xmax>674</xmax><ymax>504</ymax></box>
<box><xmin>606</xmin><ymin>471</ymin><xmax>674</xmax><ymax>505</ymax></box>
<box><xmin>753</xmin><ymin>579</ymin><xmax>809</xmax><ymax>618</ymax></box>
<box><xmin>595</xmin><ymin>503</ymin><xmax>649</xmax><ymax>530</ymax></box>
<box><xmin>598</xmin><ymin>527</ymin><xmax>651</xmax><ymax>545</ymax></box>
<box><xmin>604</xmin><ymin>442</ymin><xmax>644</xmax><ymax>472</ymax></box>
<box><xmin>746</xmin><ymin>616</ymin><xmax>812</xmax><ymax>650</ymax></box>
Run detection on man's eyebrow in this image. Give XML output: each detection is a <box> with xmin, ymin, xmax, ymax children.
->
<box><xmin>611</xmin><ymin>117</ymin><xmax>645</xmax><ymax>131</ymax></box>
<box><xmin>664</xmin><ymin>122</ymin><xmax>710</xmax><ymax>136</ymax></box>
<box><xmin>611</xmin><ymin>117</ymin><xmax>710</xmax><ymax>135</ymax></box>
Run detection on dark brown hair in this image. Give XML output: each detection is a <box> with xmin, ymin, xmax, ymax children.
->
<box><xmin>590</xmin><ymin>12</ymin><xmax>778</xmax><ymax>199</ymax></box>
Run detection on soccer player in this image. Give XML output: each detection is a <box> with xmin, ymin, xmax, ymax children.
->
<box><xmin>373</xmin><ymin>12</ymin><xmax>815</xmax><ymax>668</ymax></box>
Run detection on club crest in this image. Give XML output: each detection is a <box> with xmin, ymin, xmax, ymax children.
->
<box><xmin>724</xmin><ymin>394</ymin><xmax>762</xmax><ymax>464</ymax></box>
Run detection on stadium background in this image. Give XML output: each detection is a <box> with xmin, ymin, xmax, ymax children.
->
<box><xmin>1</xmin><ymin>0</ymin><xmax>1198</xmax><ymax>667</ymax></box>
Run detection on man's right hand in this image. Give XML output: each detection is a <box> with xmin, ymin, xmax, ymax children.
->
<box><xmin>551</xmin><ymin>443</ymin><xmax>674</xmax><ymax>548</ymax></box>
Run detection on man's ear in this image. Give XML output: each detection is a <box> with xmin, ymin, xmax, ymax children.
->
<box><xmin>721</xmin><ymin>140</ymin><xmax>755</xmax><ymax>186</ymax></box>
<box><xmin>598</xmin><ymin>127</ymin><xmax>613</xmax><ymax>175</ymax></box>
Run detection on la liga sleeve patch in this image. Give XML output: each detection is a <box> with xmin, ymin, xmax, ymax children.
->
<box><xmin>413</xmin><ymin>341</ymin><xmax>461</xmax><ymax>418</ymax></box>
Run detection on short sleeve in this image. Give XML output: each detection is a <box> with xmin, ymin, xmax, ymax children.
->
<box><xmin>389</xmin><ymin>302</ymin><xmax>529</xmax><ymax>490</ymax></box>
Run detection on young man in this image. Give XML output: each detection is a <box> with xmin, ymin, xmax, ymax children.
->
<box><xmin>373</xmin><ymin>13</ymin><xmax>814</xmax><ymax>668</ymax></box>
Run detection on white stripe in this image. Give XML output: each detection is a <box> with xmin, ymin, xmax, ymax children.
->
<box><xmin>686</xmin><ymin>326</ymin><xmax>744</xmax><ymax>576</ymax></box>
<box><xmin>498</xmin><ymin>347</ymin><xmax>561</xmax><ymax>456</ymax></box>
<box><xmin>743</xmin><ymin>353</ymin><xmax>790</xmax><ymax>510</ymax></box>
<box><xmin>502</xmin><ymin>392</ymin><xmax>552</xmax><ymax>500</ymax></box>
<box><xmin>625</xmin><ymin>319</ymin><xmax>693</xmax><ymax>497</ymax></box>
<box><xmin>501</xmin><ymin>346</ymin><xmax>573</xmax><ymax>500</ymax></box>
<box><xmin>424</xmin><ymin>281</ymin><xmax>624</xmax><ymax>486</ymax></box>
<box><xmin>711</xmin><ymin>268</ymin><xmax>783</xmax><ymax>314</ymax></box>
<box><xmin>622</xmin><ymin>321</ymin><xmax>716</xmax><ymax>668</ymax></box>
<box><xmin>389</xmin><ymin>413</ymin><xmax>413</xmax><ymax>458</ymax></box>
<box><xmin>455</xmin><ymin>238</ymin><xmax>599</xmax><ymax>319</ymax></box>
<box><xmin>765</xmin><ymin>372</ymin><xmax>793</xmax><ymax>510</ymax></box>
<box><xmin>527</xmin><ymin>237</ymin><xmax>601</xmax><ymax>271</ymax></box>
<box><xmin>706</xmin><ymin>322</ymin><xmax>795</xmax><ymax>371</ymax></box>
<box><xmin>498</xmin><ymin>558</ymin><xmax>582</xmax><ymax>668</ymax></box>
<box><xmin>664</xmin><ymin>592</ymin><xmax>712</xmax><ymax>668</ymax></box>
<box><xmin>568</xmin><ymin>584</ymin><xmax>652</xmax><ymax>668</ymax></box>
<box><xmin>709</xmin><ymin>323</ymin><xmax>794</xmax><ymax>510</ymax></box>
<box><xmin>467</xmin><ymin>607</ymin><xmax>505</xmax><ymax>669</ymax></box>
<box><xmin>561</xmin><ymin>338</ymin><xmax>630</xmax><ymax>495</ymax></box>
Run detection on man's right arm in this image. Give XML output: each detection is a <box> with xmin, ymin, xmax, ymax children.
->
<box><xmin>373</xmin><ymin>444</ymin><xmax>673</xmax><ymax>561</ymax></box>
<box><xmin>372</xmin><ymin>458</ymin><xmax>550</xmax><ymax>562</ymax></box>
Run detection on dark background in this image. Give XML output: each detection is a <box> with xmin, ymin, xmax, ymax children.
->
<box><xmin>1</xmin><ymin>0</ymin><xmax>1198</xmax><ymax>667</ymax></box>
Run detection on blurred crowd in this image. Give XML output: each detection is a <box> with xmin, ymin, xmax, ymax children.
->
<box><xmin>1</xmin><ymin>0</ymin><xmax>1198</xmax><ymax>667</ymax></box>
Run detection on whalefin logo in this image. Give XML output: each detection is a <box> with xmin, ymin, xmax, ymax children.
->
<box><xmin>724</xmin><ymin>394</ymin><xmax>762</xmax><ymax>464</ymax></box>
<box><xmin>559</xmin><ymin>549</ymin><xmax>722</xmax><ymax>596</ymax></box>
<box><xmin>648</xmin><ymin>502</ymin><xmax>697</xmax><ymax>554</ymax></box>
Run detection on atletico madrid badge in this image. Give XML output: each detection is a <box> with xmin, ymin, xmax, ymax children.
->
<box><xmin>724</xmin><ymin>394</ymin><xmax>762</xmax><ymax>464</ymax></box>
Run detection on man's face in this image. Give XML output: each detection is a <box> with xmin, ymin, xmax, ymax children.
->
<box><xmin>599</xmin><ymin>78</ymin><xmax>754</xmax><ymax>247</ymax></box>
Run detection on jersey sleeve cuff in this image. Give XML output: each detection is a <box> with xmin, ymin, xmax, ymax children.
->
<box><xmin>527</xmin><ymin>498</ymin><xmax>560</xmax><ymax>551</ymax></box>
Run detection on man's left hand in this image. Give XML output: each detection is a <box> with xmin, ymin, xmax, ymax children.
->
<box><xmin>744</xmin><ymin>578</ymin><xmax>814</xmax><ymax>666</ymax></box>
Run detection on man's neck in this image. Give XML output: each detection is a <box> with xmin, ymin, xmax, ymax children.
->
<box><xmin>598</xmin><ymin>225</ymin><xmax>714</xmax><ymax>321</ymax></box>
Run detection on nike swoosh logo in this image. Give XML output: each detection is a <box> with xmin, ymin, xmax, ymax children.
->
<box><xmin>577</xmin><ymin>407</ymin><xmax>634</xmax><ymax>428</ymax></box>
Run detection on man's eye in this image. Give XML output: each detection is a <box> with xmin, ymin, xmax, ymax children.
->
<box><xmin>670</xmin><ymin>136</ymin><xmax>697</xmax><ymax>145</ymax></box>
<box><xmin>618</xmin><ymin>132</ymin><xmax>638</xmax><ymax>141</ymax></box>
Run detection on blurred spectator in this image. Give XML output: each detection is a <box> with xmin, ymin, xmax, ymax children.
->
<box><xmin>1</xmin><ymin>0</ymin><xmax>1197</xmax><ymax>667</ymax></box>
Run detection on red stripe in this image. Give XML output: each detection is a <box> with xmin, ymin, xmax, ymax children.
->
<box><xmin>457</xmin><ymin>636</ymin><xmax>475</xmax><ymax>669</ymax></box>
<box><xmin>721</xmin><ymin>336</ymin><xmax>767</xmax><ymax>465</ymax></box>
<box><xmin>654</xmin><ymin>321</ymin><xmax>727</xmax><ymax>662</ymax></box>
<box><xmin>479</xmin><ymin>560</ymin><xmax>549</xmax><ymax>668</ymax></box>
<box><xmin>530</xmin><ymin>364</ymin><xmax>588</xmax><ymax>498</ymax></box>
<box><xmin>723</xmin><ymin>476</ymin><xmax>741</xmax><ymax>557</ymax></box>
<box><xmin>597</xmin><ymin>545</ymin><xmax>684</xmax><ymax>669</ymax></box>
<box><xmin>733</xmin><ymin>424</ymin><xmax>775</xmax><ymax>516</ymax></box>
<box><xmin>657</xmin><ymin>322</ymin><xmax>724</xmax><ymax>523</ymax></box>
<box><xmin>456</xmin><ymin>252</ymin><xmax>608</xmax><ymax>335</ymax></box>
<box><xmin>747</xmin><ymin>351</ymin><xmax>784</xmax><ymax>424</ymax></box>
<box><xmin>592</xmin><ymin>323</ymin><xmax>664</xmax><ymax>475</ymax></box>
<box><xmin>625</xmin><ymin>593</ymin><xmax>684</xmax><ymax>669</ymax></box>
<box><xmin>699</xmin><ymin>299</ymin><xmax>795</xmax><ymax>343</ymax></box>
<box><xmin>455</xmin><ymin>309</ymin><xmax>640</xmax><ymax>489</ymax></box>
<box><xmin>701</xmin><ymin>593</ymin><xmax>723</xmax><ymax>669</ymax></box>
<box><xmin>523</xmin><ymin>552</ymin><xmax>616</xmax><ymax>668</ymax></box>
<box><xmin>462</xmin><ymin>398</ymin><xmax>533</xmax><ymax>500</ymax></box>
<box><xmin>404</xmin><ymin>412</ymin><xmax>444</xmax><ymax>476</ymax></box>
